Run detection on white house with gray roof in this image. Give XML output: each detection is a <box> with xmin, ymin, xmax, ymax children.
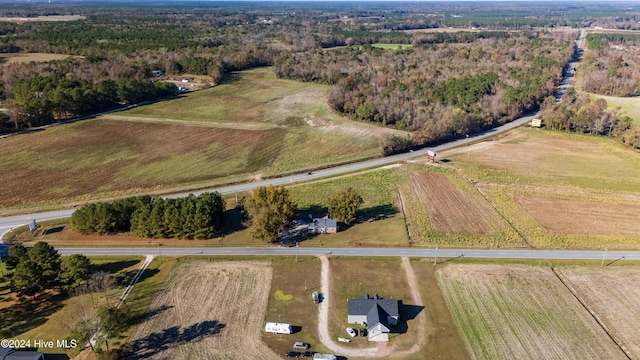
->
<box><xmin>347</xmin><ymin>294</ymin><xmax>401</xmax><ymax>341</ymax></box>
<box><xmin>308</xmin><ymin>216</ymin><xmax>337</xmax><ymax>234</ymax></box>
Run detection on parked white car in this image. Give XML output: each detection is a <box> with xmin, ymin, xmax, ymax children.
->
<box><xmin>338</xmin><ymin>337</ymin><xmax>351</xmax><ymax>343</ymax></box>
<box><xmin>346</xmin><ymin>327</ymin><xmax>357</xmax><ymax>337</ymax></box>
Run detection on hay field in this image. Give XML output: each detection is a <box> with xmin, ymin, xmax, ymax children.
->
<box><xmin>0</xmin><ymin>53</ymin><xmax>74</xmax><ymax>64</ymax></box>
<box><xmin>438</xmin><ymin>264</ymin><xmax>626</xmax><ymax>360</ymax></box>
<box><xmin>515</xmin><ymin>196</ymin><xmax>640</xmax><ymax>235</ymax></box>
<box><xmin>557</xmin><ymin>267</ymin><xmax>640</xmax><ymax>359</ymax></box>
<box><xmin>590</xmin><ymin>93</ymin><xmax>640</xmax><ymax>125</ymax></box>
<box><xmin>444</xmin><ymin>128</ymin><xmax>640</xmax><ymax>248</ymax></box>
<box><xmin>0</xmin><ymin>15</ymin><xmax>85</xmax><ymax>23</ymax></box>
<box><xmin>124</xmin><ymin>261</ymin><xmax>280</xmax><ymax>360</ymax></box>
<box><xmin>397</xmin><ymin>166</ymin><xmax>523</xmax><ymax>248</ymax></box>
<box><xmin>0</xmin><ymin>68</ymin><xmax>400</xmax><ymax>209</ymax></box>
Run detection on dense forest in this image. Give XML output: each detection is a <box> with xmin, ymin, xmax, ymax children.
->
<box><xmin>275</xmin><ymin>32</ymin><xmax>574</xmax><ymax>144</ymax></box>
<box><xmin>583</xmin><ymin>33</ymin><xmax>640</xmax><ymax>97</ymax></box>
<box><xmin>0</xmin><ymin>2</ymin><xmax>639</xmax><ymax>148</ymax></box>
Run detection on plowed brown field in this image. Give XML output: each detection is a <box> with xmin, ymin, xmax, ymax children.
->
<box><xmin>123</xmin><ymin>261</ymin><xmax>280</xmax><ymax>360</ymax></box>
<box><xmin>409</xmin><ymin>172</ymin><xmax>499</xmax><ymax>234</ymax></box>
<box><xmin>515</xmin><ymin>196</ymin><xmax>640</xmax><ymax>235</ymax></box>
<box><xmin>438</xmin><ymin>264</ymin><xmax>626</xmax><ymax>360</ymax></box>
<box><xmin>557</xmin><ymin>267</ymin><xmax>640</xmax><ymax>358</ymax></box>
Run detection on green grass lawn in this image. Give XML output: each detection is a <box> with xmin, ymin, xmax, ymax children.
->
<box><xmin>589</xmin><ymin>93</ymin><xmax>640</xmax><ymax>126</ymax></box>
<box><xmin>372</xmin><ymin>43</ymin><xmax>414</xmax><ymax>50</ymax></box>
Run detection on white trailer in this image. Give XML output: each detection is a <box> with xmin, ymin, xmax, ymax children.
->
<box><xmin>264</xmin><ymin>322</ymin><xmax>292</xmax><ymax>334</ymax></box>
<box><xmin>314</xmin><ymin>354</ymin><xmax>337</xmax><ymax>360</ymax></box>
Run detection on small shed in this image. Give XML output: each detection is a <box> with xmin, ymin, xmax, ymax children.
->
<box><xmin>531</xmin><ymin>118</ymin><xmax>543</xmax><ymax>128</ymax></box>
<box><xmin>265</xmin><ymin>322</ymin><xmax>292</xmax><ymax>334</ymax></box>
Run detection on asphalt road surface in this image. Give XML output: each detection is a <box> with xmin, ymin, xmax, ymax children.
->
<box><xmin>50</xmin><ymin>247</ymin><xmax>639</xmax><ymax>262</ymax></box>
<box><xmin>0</xmin><ymin>30</ymin><xmax>591</xmax><ymax>260</ymax></box>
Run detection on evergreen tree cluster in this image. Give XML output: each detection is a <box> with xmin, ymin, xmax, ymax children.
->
<box><xmin>71</xmin><ymin>193</ymin><xmax>225</xmax><ymax>239</ymax></box>
<box><xmin>8</xmin><ymin>76</ymin><xmax>177</xmax><ymax>129</ymax></box>
<box><xmin>5</xmin><ymin>242</ymin><xmax>92</xmax><ymax>297</ymax></box>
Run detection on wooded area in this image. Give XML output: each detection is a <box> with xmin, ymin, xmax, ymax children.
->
<box><xmin>0</xmin><ymin>2</ymin><xmax>639</xmax><ymax>148</ymax></box>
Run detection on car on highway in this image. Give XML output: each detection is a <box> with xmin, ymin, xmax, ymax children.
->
<box><xmin>286</xmin><ymin>351</ymin><xmax>301</xmax><ymax>357</ymax></box>
<box><xmin>346</xmin><ymin>327</ymin><xmax>357</xmax><ymax>337</ymax></box>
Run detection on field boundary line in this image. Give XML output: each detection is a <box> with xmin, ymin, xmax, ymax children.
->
<box><xmin>396</xmin><ymin>190</ymin><xmax>413</xmax><ymax>245</ymax></box>
<box><xmin>463</xmin><ymin>175</ymin><xmax>534</xmax><ymax>248</ymax></box>
<box><xmin>551</xmin><ymin>267</ymin><xmax>631</xmax><ymax>359</ymax></box>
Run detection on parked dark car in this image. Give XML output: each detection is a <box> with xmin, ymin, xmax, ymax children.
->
<box><xmin>302</xmin><ymin>351</ymin><xmax>315</xmax><ymax>357</ymax></box>
<box><xmin>360</xmin><ymin>328</ymin><xmax>368</xmax><ymax>337</ymax></box>
<box><xmin>286</xmin><ymin>351</ymin><xmax>301</xmax><ymax>357</ymax></box>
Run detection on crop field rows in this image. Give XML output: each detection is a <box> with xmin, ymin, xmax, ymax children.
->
<box><xmin>124</xmin><ymin>261</ymin><xmax>280</xmax><ymax>360</ymax></box>
<box><xmin>438</xmin><ymin>264</ymin><xmax>628</xmax><ymax>360</ymax></box>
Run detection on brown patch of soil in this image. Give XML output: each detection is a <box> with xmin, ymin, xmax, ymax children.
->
<box><xmin>438</xmin><ymin>264</ymin><xmax>626</xmax><ymax>360</ymax></box>
<box><xmin>123</xmin><ymin>261</ymin><xmax>279</xmax><ymax>360</ymax></box>
<box><xmin>410</xmin><ymin>172</ymin><xmax>499</xmax><ymax>234</ymax></box>
<box><xmin>557</xmin><ymin>267</ymin><xmax>640</xmax><ymax>359</ymax></box>
<box><xmin>515</xmin><ymin>196</ymin><xmax>640</xmax><ymax>235</ymax></box>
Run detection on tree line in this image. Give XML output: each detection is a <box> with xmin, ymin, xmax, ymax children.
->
<box><xmin>539</xmin><ymin>89</ymin><xmax>639</xmax><ymax>149</ymax></box>
<box><xmin>5</xmin><ymin>76</ymin><xmax>176</xmax><ymax>129</ymax></box>
<box><xmin>274</xmin><ymin>33</ymin><xmax>573</xmax><ymax>146</ymax></box>
<box><xmin>71</xmin><ymin>192</ymin><xmax>225</xmax><ymax>240</ymax></box>
<box><xmin>4</xmin><ymin>241</ymin><xmax>91</xmax><ymax>298</ymax></box>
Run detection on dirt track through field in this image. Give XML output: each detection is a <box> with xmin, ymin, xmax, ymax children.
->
<box><xmin>439</xmin><ymin>264</ymin><xmax>627</xmax><ymax>360</ymax></box>
<box><xmin>124</xmin><ymin>261</ymin><xmax>280</xmax><ymax>360</ymax></box>
<box><xmin>317</xmin><ymin>256</ymin><xmax>426</xmax><ymax>358</ymax></box>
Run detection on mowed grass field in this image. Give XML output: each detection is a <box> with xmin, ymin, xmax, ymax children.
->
<box><xmin>443</xmin><ymin>128</ymin><xmax>640</xmax><ymax>249</ymax></box>
<box><xmin>0</xmin><ymin>67</ymin><xmax>403</xmax><ymax>211</ymax></box>
<box><xmin>590</xmin><ymin>93</ymin><xmax>640</xmax><ymax>125</ymax></box>
<box><xmin>438</xmin><ymin>264</ymin><xmax>627</xmax><ymax>360</ymax></box>
<box><xmin>0</xmin><ymin>53</ymin><xmax>75</xmax><ymax>65</ymax></box>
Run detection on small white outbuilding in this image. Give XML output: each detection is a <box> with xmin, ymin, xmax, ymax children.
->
<box><xmin>265</xmin><ymin>322</ymin><xmax>292</xmax><ymax>334</ymax></box>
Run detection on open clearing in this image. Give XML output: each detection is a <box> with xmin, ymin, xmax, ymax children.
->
<box><xmin>438</xmin><ymin>264</ymin><xmax>626</xmax><ymax>360</ymax></box>
<box><xmin>0</xmin><ymin>53</ymin><xmax>76</xmax><ymax>64</ymax></box>
<box><xmin>444</xmin><ymin>128</ymin><xmax>640</xmax><ymax>248</ymax></box>
<box><xmin>124</xmin><ymin>261</ymin><xmax>279</xmax><ymax>360</ymax></box>
<box><xmin>515</xmin><ymin>196</ymin><xmax>640</xmax><ymax>235</ymax></box>
<box><xmin>590</xmin><ymin>93</ymin><xmax>640</xmax><ymax>125</ymax></box>
<box><xmin>557</xmin><ymin>267</ymin><xmax>640</xmax><ymax>359</ymax></box>
<box><xmin>0</xmin><ymin>15</ymin><xmax>85</xmax><ymax>22</ymax></box>
<box><xmin>0</xmin><ymin>68</ymin><xmax>401</xmax><ymax>210</ymax></box>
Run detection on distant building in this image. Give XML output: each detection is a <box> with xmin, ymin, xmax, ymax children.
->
<box><xmin>308</xmin><ymin>216</ymin><xmax>337</xmax><ymax>234</ymax></box>
<box><xmin>0</xmin><ymin>347</ymin><xmax>44</xmax><ymax>360</ymax></box>
<box><xmin>530</xmin><ymin>118</ymin><xmax>543</xmax><ymax>128</ymax></box>
<box><xmin>347</xmin><ymin>294</ymin><xmax>401</xmax><ymax>341</ymax></box>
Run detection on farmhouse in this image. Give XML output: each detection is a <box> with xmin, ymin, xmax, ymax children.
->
<box><xmin>347</xmin><ymin>294</ymin><xmax>401</xmax><ymax>342</ymax></box>
<box><xmin>308</xmin><ymin>216</ymin><xmax>337</xmax><ymax>234</ymax></box>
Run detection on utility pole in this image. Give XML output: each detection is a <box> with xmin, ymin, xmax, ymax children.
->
<box><xmin>295</xmin><ymin>242</ymin><xmax>299</xmax><ymax>264</ymax></box>
<box><xmin>601</xmin><ymin>247</ymin><xmax>608</xmax><ymax>267</ymax></box>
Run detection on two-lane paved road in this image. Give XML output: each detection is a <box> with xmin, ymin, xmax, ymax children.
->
<box><xmin>53</xmin><ymin>247</ymin><xmax>640</xmax><ymax>262</ymax></box>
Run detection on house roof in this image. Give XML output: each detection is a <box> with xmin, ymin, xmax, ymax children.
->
<box><xmin>348</xmin><ymin>294</ymin><xmax>401</xmax><ymax>329</ymax></box>
<box><xmin>0</xmin><ymin>348</ymin><xmax>44</xmax><ymax>360</ymax></box>
<box><xmin>311</xmin><ymin>216</ymin><xmax>337</xmax><ymax>229</ymax></box>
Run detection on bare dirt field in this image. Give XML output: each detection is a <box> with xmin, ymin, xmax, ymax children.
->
<box><xmin>123</xmin><ymin>261</ymin><xmax>280</xmax><ymax>360</ymax></box>
<box><xmin>515</xmin><ymin>196</ymin><xmax>640</xmax><ymax>235</ymax></box>
<box><xmin>408</xmin><ymin>172</ymin><xmax>500</xmax><ymax>234</ymax></box>
<box><xmin>557</xmin><ymin>267</ymin><xmax>640</xmax><ymax>359</ymax></box>
<box><xmin>438</xmin><ymin>264</ymin><xmax>626</xmax><ymax>360</ymax></box>
<box><xmin>0</xmin><ymin>53</ymin><xmax>75</xmax><ymax>64</ymax></box>
<box><xmin>0</xmin><ymin>15</ymin><xmax>85</xmax><ymax>23</ymax></box>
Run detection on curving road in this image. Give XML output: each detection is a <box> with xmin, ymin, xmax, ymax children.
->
<box><xmin>0</xmin><ymin>30</ymin><xmax>587</xmax><ymax>259</ymax></box>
